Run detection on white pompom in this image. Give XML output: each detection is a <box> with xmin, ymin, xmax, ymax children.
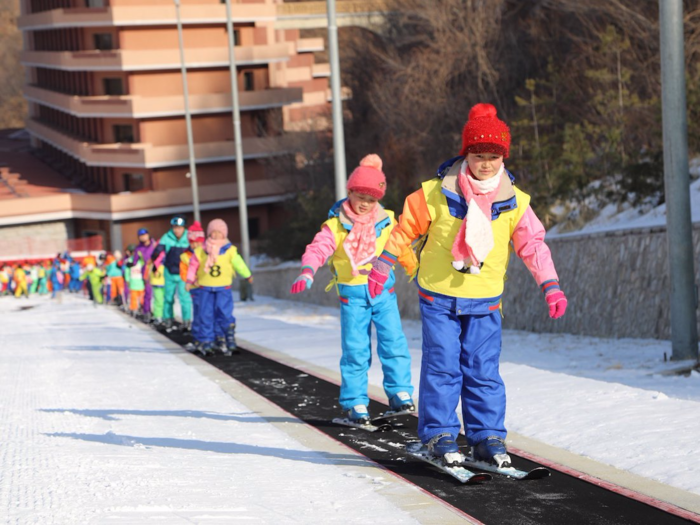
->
<box><xmin>452</xmin><ymin>260</ymin><xmax>465</xmax><ymax>271</ymax></box>
<box><xmin>469</xmin><ymin>266</ymin><xmax>481</xmax><ymax>274</ymax></box>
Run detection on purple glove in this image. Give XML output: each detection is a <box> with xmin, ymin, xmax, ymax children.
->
<box><xmin>290</xmin><ymin>267</ymin><xmax>314</xmax><ymax>294</ymax></box>
<box><xmin>545</xmin><ymin>290</ymin><xmax>568</xmax><ymax>319</ymax></box>
<box><xmin>368</xmin><ymin>259</ymin><xmax>392</xmax><ymax>299</ymax></box>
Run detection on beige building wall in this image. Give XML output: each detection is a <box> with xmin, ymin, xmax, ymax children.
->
<box><xmin>119</xmin><ymin>26</ymin><xmax>229</xmax><ymax>50</ymax></box>
<box><xmin>109</xmin><ymin>0</ymin><xmax>226</xmax><ymax>6</ymax></box>
<box><xmin>139</xmin><ymin>112</ymin><xmax>264</xmax><ymax>146</ymax></box>
<box><xmin>152</xmin><ymin>160</ymin><xmax>267</xmax><ymax>191</ymax></box>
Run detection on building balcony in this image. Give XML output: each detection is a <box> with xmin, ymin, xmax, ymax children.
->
<box><xmin>27</xmin><ymin>118</ymin><xmax>293</xmax><ymax>169</ymax></box>
<box><xmin>17</xmin><ymin>4</ymin><xmax>277</xmax><ymax>31</ymax></box>
<box><xmin>21</xmin><ymin>44</ymin><xmax>290</xmax><ymax>72</ymax></box>
<box><xmin>274</xmin><ymin>0</ymin><xmax>388</xmax><ymax>30</ymax></box>
<box><xmin>296</xmin><ymin>38</ymin><xmax>324</xmax><ymax>53</ymax></box>
<box><xmin>312</xmin><ymin>63</ymin><xmax>331</xmax><ymax>78</ymax></box>
<box><xmin>24</xmin><ymin>85</ymin><xmax>303</xmax><ymax>118</ymax></box>
<box><xmin>0</xmin><ymin>177</ymin><xmax>295</xmax><ymax>226</ymax></box>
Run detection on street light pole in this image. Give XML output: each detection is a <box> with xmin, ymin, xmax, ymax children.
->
<box><xmin>659</xmin><ymin>0</ymin><xmax>699</xmax><ymax>361</ymax></box>
<box><xmin>326</xmin><ymin>0</ymin><xmax>347</xmax><ymax>201</ymax></box>
<box><xmin>224</xmin><ymin>0</ymin><xmax>250</xmax><ymax>265</ymax></box>
<box><xmin>174</xmin><ymin>0</ymin><xmax>201</xmax><ymax>223</ymax></box>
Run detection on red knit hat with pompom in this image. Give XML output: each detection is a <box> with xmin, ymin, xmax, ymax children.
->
<box><xmin>459</xmin><ymin>103</ymin><xmax>511</xmax><ymax>158</ymax></box>
<box><xmin>346</xmin><ymin>154</ymin><xmax>386</xmax><ymax>199</ymax></box>
<box><xmin>187</xmin><ymin>220</ymin><xmax>205</xmax><ymax>242</ymax></box>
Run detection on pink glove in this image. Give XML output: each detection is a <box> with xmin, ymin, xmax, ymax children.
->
<box><xmin>290</xmin><ymin>267</ymin><xmax>314</xmax><ymax>294</ymax></box>
<box><xmin>545</xmin><ymin>290</ymin><xmax>568</xmax><ymax>319</ymax></box>
<box><xmin>368</xmin><ymin>258</ymin><xmax>392</xmax><ymax>299</ymax></box>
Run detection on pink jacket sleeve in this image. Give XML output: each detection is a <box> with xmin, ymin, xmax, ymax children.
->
<box><xmin>153</xmin><ymin>250</ymin><xmax>165</xmax><ymax>269</ymax></box>
<box><xmin>186</xmin><ymin>253</ymin><xmax>200</xmax><ymax>284</ymax></box>
<box><xmin>300</xmin><ymin>225</ymin><xmax>337</xmax><ymax>274</ymax></box>
<box><xmin>511</xmin><ymin>206</ymin><xmax>559</xmax><ymax>286</ymax></box>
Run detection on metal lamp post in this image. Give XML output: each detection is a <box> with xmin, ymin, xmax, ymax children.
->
<box><xmin>224</xmin><ymin>0</ymin><xmax>250</xmax><ymax>265</ymax></box>
<box><xmin>659</xmin><ymin>0</ymin><xmax>699</xmax><ymax>361</ymax></box>
<box><xmin>326</xmin><ymin>0</ymin><xmax>347</xmax><ymax>201</ymax></box>
<box><xmin>174</xmin><ymin>0</ymin><xmax>201</xmax><ymax>223</ymax></box>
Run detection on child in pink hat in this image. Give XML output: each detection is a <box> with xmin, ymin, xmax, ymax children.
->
<box><xmin>290</xmin><ymin>154</ymin><xmax>415</xmax><ymax>426</ymax></box>
<box><xmin>186</xmin><ymin>218</ymin><xmax>252</xmax><ymax>356</ymax></box>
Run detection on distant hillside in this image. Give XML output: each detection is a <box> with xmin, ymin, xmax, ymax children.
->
<box><xmin>0</xmin><ymin>0</ymin><xmax>26</xmax><ymax>128</ymax></box>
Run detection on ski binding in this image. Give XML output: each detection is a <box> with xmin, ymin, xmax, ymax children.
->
<box><xmin>461</xmin><ymin>456</ymin><xmax>550</xmax><ymax>480</ymax></box>
<box><xmin>332</xmin><ymin>417</ymin><xmax>392</xmax><ymax>433</ymax></box>
<box><xmin>371</xmin><ymin>408</ymin><xmax>416</xmax><ymax>425</ymax></box>
<box><xmin>405</xmin><ymin>442</ymin><xmax>491</xmax><ymax>484</ymax></box>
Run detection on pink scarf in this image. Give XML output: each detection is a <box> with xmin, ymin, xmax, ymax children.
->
<box><xmin>451</xmin><ymin>161</ymin><xmax>504</xmax><ymax>273</ymax></box>
<box><xmin>342</xmin><ymin>200</ymin><xmax>379</xmax><ymax>276</ymax></box>
<box><xmin>204</xmin><ymin>237</ymin><xmax>229</xmax><ymax>273</ymax></box>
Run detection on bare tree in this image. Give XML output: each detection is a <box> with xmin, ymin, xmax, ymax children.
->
<box><xmin>0</xmin><ymin>0</ymin><xmax>27</xmax><ymax>128</ymax></box>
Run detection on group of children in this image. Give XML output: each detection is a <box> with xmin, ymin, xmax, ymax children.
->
<box><xmin>1</xmin><ymin>256</ymin><xmax>80</xmax><ymax>298</ymax></box>
<box><xmin>2</xmin><ymin>216</ymin><xmax>253</xmax><ymax>361</ymax></box>
<box><xmin>75</xmin><ymin>217</ymin><xmax>253</xmax><ymax>357</ymax></box>
<box><xmin>291</xmin><ymin>104</ymin><xmax>568</xmax><ymax>469</ymax></box>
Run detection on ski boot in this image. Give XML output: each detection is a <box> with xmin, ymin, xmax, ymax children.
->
<box><xmin>197</xmin><ymin>341</ymin><xmax>215</xmax><ymax>357</ymax></box>
<box><xmin>389</xmin><ymin>391</ymin><xmax>415</xmax><ymax>413</ymax></box>
<box><xmin>184</xmin><ymin>340</ymin><xmax>200</xmax><ymax>353</ymax></box>
<box><xmin>473</xmin><ymin>436</ymin><xmax>512</xmax><ymax>468</ymax></box>
<box><xmin>427</xmin><ymin>433</ymin><xmax>463</xmax><ymax>466</ymax></box>
<box><xmin>225</xmin><ymin>323</ymin><xmax>239</xmax><ymax>355</ymax></box>
<box><xmin>215</xmin><ymin>336</ymin><xmax>227</xmax><ymax>354</ymax></box>
<box><xmin>181</xmin><ymin>320</ymin><xmax>192</xmax><ymax>333</ymax></box>
<box><xmin>346</xmin><ymin>405</ymin><xmax>371</xmax><ymax>425</ymax></box>
<box><xmin>165</xmin><ymin>321</ymin><xmax>180</xmax><ymax>333</ymax></box>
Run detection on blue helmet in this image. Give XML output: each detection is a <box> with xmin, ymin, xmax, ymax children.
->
<box><xmin>137</xmin><ymin>228</ymin><xmax>149</xmax><ymax>236</ymax></box>
<box><xmin>170</xmin><ymin>216</ymin><xmax>186</xmax><ymax>227</ymax></box>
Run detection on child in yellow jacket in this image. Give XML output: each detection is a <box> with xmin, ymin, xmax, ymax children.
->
<box><xmin>368</xmin><ymin>104</ymin><xmax>568</xmax><ymax>468</ymax></box>
<box><xmin>186</xmin><ymin>219</ymin><xmax>252</xmax><ymax>356</ymax></box>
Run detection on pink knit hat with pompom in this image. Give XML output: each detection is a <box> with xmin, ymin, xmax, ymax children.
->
<box><xmin>207</xmin><ymin>218</ymin><xmax>228</xmax><ymax>238</ymax></box>
<box><xmin>346</xmin><ymin>154</ymin><xmax>386</xmax><ymax>199</ymax></box>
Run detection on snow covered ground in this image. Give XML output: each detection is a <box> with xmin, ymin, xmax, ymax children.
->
<box><xmin>549</xmin><ymin>157</ymin><xmax>700</xmax><ymax>236</ymax></box>
<box><xmin>0</xmin><ymin>294</ymin><xmax>431</xmax><ymax>524</ymax></box>
<box><xmin>2</xmin><ymin>291</ymin><xmax>699</xmax><ymax>523</ymax></box>
<box><xmin>233</xmin><ymin>295</ymin><xmax>700</xmax><ymax>496</ymax></box>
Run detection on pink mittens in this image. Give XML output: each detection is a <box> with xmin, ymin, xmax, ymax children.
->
<box><xmin>368</xmin><ymin>268</ymin><xmax>389</xmax><ymax>299</ymax></box>
<box><xmin>545</xmin><ymin>290</ymin><xmax>568</xmax><ymax>319</ymax></box>
<box><xmin>541</xmin><ymin>280</ymin><xmax>567</xmax><ymax>319</ymax></box>
<box><xmin>290</xmin><ymin>267</ymin><xmax>314</xmax><ymax>294</ymax></box>
<box><xmin>368</xmin><ymin>252</ymin><xmax>396</xmax><ymax>299</ymax></box>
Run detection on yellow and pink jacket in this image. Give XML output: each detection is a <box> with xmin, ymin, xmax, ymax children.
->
<box><xmin>379</xmin><ymin>157</ymin><xmax>559</xmax><ymax>300</ymax></box>
<box><xmin>301</xmin><ymin>200</ymin><xmax>414</xmax><ymax>292</ymax></box>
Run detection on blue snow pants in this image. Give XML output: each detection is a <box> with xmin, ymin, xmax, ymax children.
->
<box><xmin>163</xmin><ymin>270</ymin><xmax>192</xmax><ymax>321</ymax></box>
<box><xmin>69</xmin><ymin>278</ymin><xmax>81</xmax><ymax>293</ymax></box>
<box><xmin>190</xmin><ymin>287</ymin><xmax>203</xmax><ymax>342</ymax></box>
<box><xmin>338</xmin><ymin>282</ymin><xmax>413</xmax><ymax>411</ymax></box>
<box><xmin>417</xmin><ymin>287</ymin><xmax>506</xmax><ymax>445</ymax></box>
<box><xmin>198</xmin><ymin>286</ymin><xmax>235</xmax><ymax>344</ymax></box>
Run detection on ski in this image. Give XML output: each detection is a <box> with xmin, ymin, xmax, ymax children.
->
<box><xmin>405</xmin><ymin>442</ymin><xmax>491</xmax><ymax>484</ymax></box>
<box><xmin>461</xmin><ymin>457</ymin><xmax>550</xmax><ymax>480</ymax></box>
<box><xmin>371</xmin><ymin>408</ymin><xmax>416</xmax><ymax>425</ymax></box>
<box><xmin>332</xmin><ymin>417</ymin><xmax>392</xmax><ymax>432</ymax></box>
